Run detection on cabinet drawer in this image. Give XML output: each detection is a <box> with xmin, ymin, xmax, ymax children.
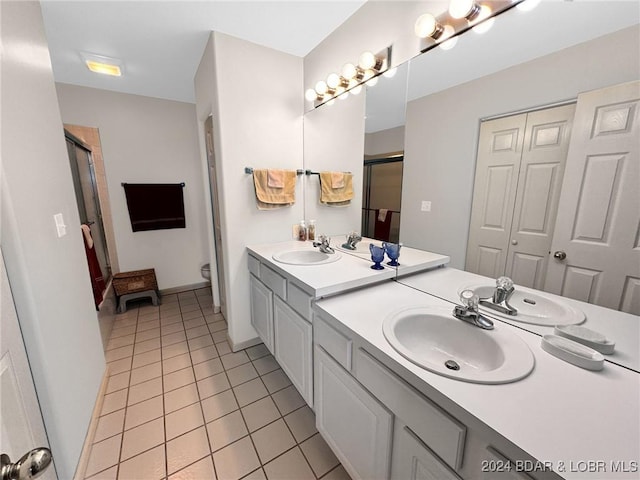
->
<box><xmin>260</xmin><ymin>264</ymin><xmax>287</xmax><ymax>300</ymax></box>
<box><xmin>481</xmin><ymin>447</ymin><xmax>535</xmax><ymax>480</ymax></box>
<box><xmin>287</xmin><ymin>281</ymin><xmax>313</xmax><ymax>321</ymax></box>
<box><xmin>248</xmin><ymin>254</ymin><xmax>261</xmax><ymax>278</ymax></box>
<box><xmin>355</xmin><ymin>348</ymin><xmax>466</xmax><ymax>471</ymax></box>
<box><xmin>314</xmin><ymin>315</ymin><xmax>352</xmax><ymax>371</ymax></box>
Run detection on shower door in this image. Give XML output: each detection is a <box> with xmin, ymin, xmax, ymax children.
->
<box><xmin>65</xmin><ymin>132</ymin><xmax>111</xmax><ymax>281</ymax></box>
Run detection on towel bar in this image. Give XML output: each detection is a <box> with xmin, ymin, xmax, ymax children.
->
<box><xmin>244</xmin><ymin>167</ymin><xmax>304</xmax><ymax>175</ymax></box>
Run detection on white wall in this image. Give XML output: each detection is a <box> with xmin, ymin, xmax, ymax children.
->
<box><xmin>55</xmin><ymin>84</ymin><xmax>210</xmax><ymax>290</ymax></box>
<box><xmin>303</xmin><ymin>95</ymin><xmax>366</xmax><ymax>236</ymax></box>
<box><xmin>365</xmin><ymin>126</ymin><xmax>405</xmax><ymax>157</ymax></box>
<box><xmin>195</xmin><ymin>32</ymin><xmax>304</xmax><ymax>348</ymax></box>
<box><xmin>0</xmin><ymin>2</ymin><xmax>105</xmax><ymax>478</ymax></box>
<box><xmin>401</xmin><ymin>25</ymin><xmax>640</xmax><ymax>269</ymax></box>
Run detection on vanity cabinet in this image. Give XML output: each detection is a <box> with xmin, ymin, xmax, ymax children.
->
<box><xmin>314</xmin><ymin>345</ymin><xmax>393</xmax><ymax>480</ymax></box>
<box><xmin>313</xmin><ymin>310</ymin><xmax>557</xmax><ymax>480</ymax></box>
<box><xmin>391</xmin><ymin>422</ymin><xmax>460</xmax><ymax>480</ymax></box>
<box><xmin>248</xmin><ymin>254</ymin><xmax>314</xmax><ymax>406</ymax></box>
<box><xmin>249</xmin><ymin>274</ymin><xmax>273</xmax><ymax>353</ymax></box>
<box><xmin>274</xmin><ymin>296</ymin><xmax>313</xmax><ymax>404</ymax></box>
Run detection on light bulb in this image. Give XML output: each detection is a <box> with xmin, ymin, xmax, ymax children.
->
<box><xmin>439</xmin><ymin>25</ymin><xmax>458</xmax><ymax>50</ymax></box>
<box><xmin>449</xmin><ymin>0</ymin><xmax>480</xmax><ymax>20</ymax></box>
<box><xmin>315</xmin><ymin>80</ymin><xmax>328</xmax><ymax>95</ymax></box>
<box><xmin>383</xmin><ymin>67</ymin><xmax>397</xmax><ymax>78</ymax></box>
<box><xmin>367</xmin><ymin>77</ymin><xmax>378</xmax><ymax>87</ymax></box>
<box><xmin>305</xmin><ymin>88</ymin><xmax>318</xmax><ymax>102</ymax></box>
<box><xmin>351</xmin><ymin>85</ymin><xmax>363</xmax><ymax>95</ymax></box>
<box><xmin>472</xmin><ymin>5</ymin><xmax>494</xmax><ymax>34</ymax></box>
<box><xmin>358</xmin><ymin>51</ymin><xmax>377</xmax><ymax>70</ymax></box>
<box><xmin>326</xmin><ymin>73</ymin><xmax>340</xmax><ymax>89</ymax></box>
<box><xmin>342</xmin><ymin>63</ymin><xmax>357</xmax><ymax>80</ymax></box>
<box><xmin>516</xmin><ymin>0</ymin><xmax>541</xmax><ymax>11</ymax></box>
<box><xmin>414</xmin><ymin>13</ymin><xmax>438</xmax><ymax>38</ymax></box>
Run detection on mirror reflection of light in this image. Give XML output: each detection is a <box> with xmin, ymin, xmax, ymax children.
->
<box><xmin>472</xmin><ymin>6</ymin><xmax>494</xmax><ymax>34</ymax></box>
<box><xmin>339</xmin><ymin>92</ymin><xmax>350</xmax><ymax>100</ymax></box>
<box><xmin>367</xmin><ymin>77</ymin><xmax>378</xmax><ymax>87</ymax></box>
<box><xmin>383</xmin><ymin>67</ymin><xmax>398</xmax><ymax>78</ymax></box>
<box><xmin>351</xmin><ymin>85</ymin><xmax>363</xmax><ymax>95</ymax></box>
<box><xmin>516</xmin><ymin>0</ymin><xmax>541</xmax><ymax>12</ymax></box>
<box><xmin>438</xmin><ymin>25</ymin><xmax>458</xmax><ymax>50</ymax></box>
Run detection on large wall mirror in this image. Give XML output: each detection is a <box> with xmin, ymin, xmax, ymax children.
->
<box><xmin>355</xmin><ymin>2</ymin><xmax>639</xmax><ymax>369</ymax></box>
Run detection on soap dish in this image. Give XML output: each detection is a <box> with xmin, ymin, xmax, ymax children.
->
<box><xmin>554</xmin><ymin>325</ymin><xmax>615</xmax><ymax>355</ymax></box>
<box><xmin>541</xmin><ymin>335</ymin><xmax>604</xmax><ymax>371</ymax></box>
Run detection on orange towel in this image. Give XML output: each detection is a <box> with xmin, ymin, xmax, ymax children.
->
<box><xmin>319</xmin><ymin>172</ymin><xmax>354</xmax><ymax>205</ymax></box>
<box><xmin>253</xmin><ymin>169</ymin><xmax>296</xmax><ymax>210</ymax></box>
<box><xmin>267</xmin><ymin>169</ymin><xmax>285</xmax><ymax>188</ymax></box>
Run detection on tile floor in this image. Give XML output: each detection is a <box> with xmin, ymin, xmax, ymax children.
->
<box><xmin>85</xmin><ymin>288</ymin><xmax>351</xmax><ymax>480</ymax></box>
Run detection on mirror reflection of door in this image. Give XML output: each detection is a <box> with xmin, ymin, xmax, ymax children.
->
<box><xmin>544</xmin><ymin>81</ymin><xmax>640</xmax><ymax>315</ymax></box>
<box><xmin>65</xmin><ymin>131</ymin><xmax>111</xmax><ymax>306</ymax></box>
<box><xmin>466</xmin><ymin>103</ymin><xmax>576</xmax><ymax>290</ymax></box>
<box><xmin>362</xmin><ymin>155</ymin><xmax>403</xmax><ymax>243</ymax></box>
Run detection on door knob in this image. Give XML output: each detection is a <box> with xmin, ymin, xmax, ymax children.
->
<box><xmin>511</xmin><ymin>239</ymin><xmax>518</xmax><ymax>245</ymax></box>
<box><xmin>553</xmin><ymin>251</ymin><xmax>567</xmax><ymax>261</ymax></box>
<box><xmin>1</xmin><ymin>448</ymin><xmax>52</xmax><ymax>480</ymax></box>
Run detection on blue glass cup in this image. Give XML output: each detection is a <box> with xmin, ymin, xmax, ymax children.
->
<box><xmin>383</xmin><ymin>242</ymin><xmax>401</xmax><ymax>267</ymax></box>
<box><xmin>369</xmin><ymin>244</ymin><xmax>385</xmax><ymax>270</ymax></box>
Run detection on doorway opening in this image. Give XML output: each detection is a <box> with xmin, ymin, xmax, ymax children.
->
<box><xmin>361</xmin><ymin>154</ymin><xmax>403</xmax><ymax>243</ymax></box>
<box><xmin>65</xmin><ymin>129</ymin><xmax>112</xmax><ymax>306</ymax></box>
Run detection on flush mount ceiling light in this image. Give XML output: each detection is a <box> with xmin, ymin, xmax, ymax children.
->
<box><xmin>81</xmin><ymin>52</ymin><xmax>123</xmax><ymax>77</ymax></box>
<box><xmin>305</xmin><ymin>46</ymin><xmax>391</xmax><ymax>108</ymax></box>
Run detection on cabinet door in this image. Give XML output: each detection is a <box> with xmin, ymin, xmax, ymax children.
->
<box><xmin>274</xmin><ymin>297</ymin><xmax>313</xmax><ymax>406</ymax></box>
<box><xmin>249</xmin><ymin>274</ymin><xmax>273</xmax><ymax>353</ymax></box>
<box><xmin>315</xmin><ymin>346</ymin><xmax>393</xmax><ymax>480</ymax></box>
<box><xmin>391</xmin><ymin>422</ymin><xmax>460</xmax><ymax>480</ymax></box>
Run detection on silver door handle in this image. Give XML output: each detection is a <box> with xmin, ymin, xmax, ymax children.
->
<box><xmin>511</xmin><ymin>239</ymin><xmax>518</xmax><ymax>245</ymax></box>
<box><xmin>1</xmin><ymin>448</ymin><xmax>52</xmax><ymax>480</ymax></box>
<box><xmin>553</xmin><ymin>251</ymin><xmax>567</xmax><ymax>260</ymax></box>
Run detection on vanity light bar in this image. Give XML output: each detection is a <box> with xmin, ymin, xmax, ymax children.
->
<box><xmin>305</xmin><ymin>46</ymin><xmax>392</xmax><ymax>108</ymax></box>
<box><xmin>415</xmin><ymin>0</ymin><xmax>527</xmax><ymax>53</ymax></box>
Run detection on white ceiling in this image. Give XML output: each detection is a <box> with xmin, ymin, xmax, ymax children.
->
<box><xmin>40</xmin><ymin>0</ymin><xmax>366</xmax><ymax>103</ymax></box>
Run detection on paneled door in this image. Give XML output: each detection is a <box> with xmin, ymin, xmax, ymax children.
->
<box><xmin>544</xmin><ymin>81</ymin><xmax>640</xmax><ymax>314</ymax></box>
<box><xmin>0</xmin><ymin>249</ymin><xmax>56</xmax><ymax>479</ymax></box>
<box><xmin>466</xmin><ymin>104</ymin><xmax>575</xmax><ymax>289</ymax></box>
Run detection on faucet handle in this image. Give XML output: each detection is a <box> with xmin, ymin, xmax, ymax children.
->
<box><xmin>460</xmin><ymin>289</ymin><xmax>479</xmax><ymax>311</ymax></box>
<box><xmin>496</xmin><ymin>276</ymin><xmax>514</xmax><ymax>290</ymax></box>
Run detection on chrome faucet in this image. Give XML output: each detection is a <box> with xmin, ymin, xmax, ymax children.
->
<box><xmin>479</xmin><ymin>276</ymin><xmax>518</xmax><ymax>316</ymax></box>
<box><xmin>341</xmin><ymin>232</ymin><xmax>362</xmax><ymax>250</ymax></box>
<box><xmin>453</xmin><ymin>290</ymin><xmax>494</xmax><ymax>330</ymax></box>
<box><xmin>313</xmin><ymin>235</ymin><xmax>335</xmax><ymax>254</ymax></box>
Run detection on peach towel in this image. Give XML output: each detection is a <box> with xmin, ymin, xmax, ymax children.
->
<box><xmin>253</xmin><ymin>169</ymin><xmax>297</xmax><ymax>210</ymax></box>
<box><xmin>319</xmin><ymin>172</ymin><xmax>354</xmax><ymax>205</ymax></box>
<box><xmin>267</xmin><ymin>169</ymin><xmax>285</xmax><ymax>188</ymax></box>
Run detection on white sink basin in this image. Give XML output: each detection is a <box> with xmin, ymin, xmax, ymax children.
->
<box><xmin>462</xmin><ymin>285</ymin><xmax>585</xmax><ymax>326</ymax></box>
<box><xmin>382</xmin><ymin>306</ymin><xmax>535</xmax><ymax>384</ymax></box>
<box><xmin>272</xmin><ymin>250</ymin><xmax>342</xmax><ymax>266</ymax></box>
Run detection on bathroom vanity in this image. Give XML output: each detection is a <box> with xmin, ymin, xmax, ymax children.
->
<box><xmin>246</xmin><ymin>239</ymin><xmax>449</xmax><ymax>406</ymax></box>
<box><xmin>246</xmin><ymin>241</ymin><xmax>639</xmax><ymax>479</ymax></box>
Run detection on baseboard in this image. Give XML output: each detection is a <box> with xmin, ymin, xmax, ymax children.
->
<box><xmin>73</xmin><ymin>366</ymin><xmax>110</xmax><ymax>480</ymax></box>
<box><xmin>159</xmin><ymin>281</ymin><xmax>211</xmax><ymax>296</ymax></box>
<box><xmin>230</xmin><ymin>335</ymin><xmax>262</xmax><ymax>352</ymax></box>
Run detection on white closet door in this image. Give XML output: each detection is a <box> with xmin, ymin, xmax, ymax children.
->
<box><xmin>545</xmin><ymin>81</ymin><xmax>640</xmax><ymax>314</ymax></box>
<box><xmin>466</xmin><ymin>114</ymin><xmax>527</xmax><ymax>278</ymax></box>
<box><xmin>505</xmin><ymin>104</ymin><xmax>576</xmax><ymax>289</ymax></box>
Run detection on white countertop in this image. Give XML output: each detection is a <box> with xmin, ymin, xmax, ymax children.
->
<box><xmin>332</xmin><ymin>235</ymin><xmax>451</xmax><ymax>278</ymax></box>
<box><xmin>246</xmin><ymin>239</ymin><xmax>449</xmax><ymax>298</ymax></box>
<box><xmin>314</xmin><ymin>281</ymin><xmax>640</xmax><ymax>479</ymax></box>
<box><xmin>397</xmin><ymin>268</ymin><xmax>640</xmax><ymax>373</ymax></box>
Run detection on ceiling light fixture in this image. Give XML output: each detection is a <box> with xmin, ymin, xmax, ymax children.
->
<box><xmin>81</xmin><ymin>52</ymin><xmax>123</xmax><ymax>77</ymax></box>
<box><xmin>414</xmin><ymin>13</ymin><xmax>445</xmax><ymax>40</ymax></box>
<box><xmin>305</xmin><ymin>46</ymin><xmax>391</xmax><ymax>107</ymax></box>
<box><xmin>449</xmin><ymin>0</ymin><xmax>481</xmax><ymax>21</ymax></box>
